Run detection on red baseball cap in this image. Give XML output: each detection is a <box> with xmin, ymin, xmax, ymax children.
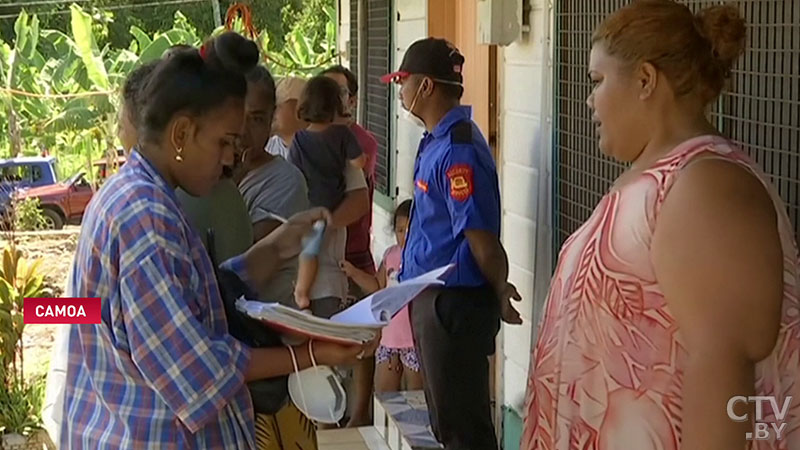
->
<box><xmin>381</xmin><ymin>37</ymin><xmax>465</xmax><ymax>85</ymax></box>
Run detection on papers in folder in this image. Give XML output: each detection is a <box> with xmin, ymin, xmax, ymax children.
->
<box><xmin>236</xmin><ymin>264</ymin><xmax>453</xmax><ymax>344</ymax></box>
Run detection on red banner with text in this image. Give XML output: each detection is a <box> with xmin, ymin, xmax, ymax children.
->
<box><xmin>24</xmin><ymin>298</ymin><xmax>101</xmax><ymax>324</ymax></box>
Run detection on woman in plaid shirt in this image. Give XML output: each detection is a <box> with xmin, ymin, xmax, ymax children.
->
<box><xmin>61</xmin><ymin>33</ymin><xmax>374</xmax><ymax>449</ymax></box>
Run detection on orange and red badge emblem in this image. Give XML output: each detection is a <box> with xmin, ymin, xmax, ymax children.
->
<box><xmin>446</xmin><ymin>164</ymin><xmax>473</xmax><ymax>201</ymax></box>
<box><xmin>416</xmin><ymin>179</ymin><xmax>429</xmax><ymax>193</ymax></box>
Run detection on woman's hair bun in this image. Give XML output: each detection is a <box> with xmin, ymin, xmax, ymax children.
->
<box><xmin>205</xmin><ymin>31</ymin><xmax>260</xmax><ymax>74</ymax></box>
<box><xmin>695</xmin><ymin>5</ymin><xmax>746</xmax><ymax>69</ymax></box>
<box><xmin>138</xmin><ymin>33</ymin><xmax>258</xmax><ymax>147</ymax></box>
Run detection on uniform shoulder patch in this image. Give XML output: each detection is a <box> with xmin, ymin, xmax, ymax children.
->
<box><xmin>451</xmin><ymin>121</ymin><xmax>472</xmax><ymax>145</ymax></box>
<box><xmin>446</xmin><ymin>164</ymin><xmax>474</xmax><ymax>202</ymax></box>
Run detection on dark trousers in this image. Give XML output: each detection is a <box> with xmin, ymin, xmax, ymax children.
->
<box><xmin>410</xmin><ymin>285</ymin><xmax>501</xmax><ymax>450</ymax></box>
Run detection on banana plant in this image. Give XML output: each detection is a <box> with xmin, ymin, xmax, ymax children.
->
<box><xmin>218</xmin><ymin>3</ymin><xmax>338</xmax><ymax>78</ymax></box>
<box><xmin>259</xmin><ymin>5</ymin><xmax>339</xmax><ymax>77</ymax></box>
<box><xmin>136</xmin><ymin>11</ymin><xmax>201</xmax><ymax>63</ymax></box>
<box><xmin>0</xmin><ymin>5</ymin><xmax>203</xmax><ymax>163</ymax></box>
<box><xmin>0</xmin><ymin>2</ymin><xmax>339</xmax><ymax>164</ymax></box>
<box><xmin>1</xmin><ymin>11</ymin><xmax>88</xmax><ymax>160</ymax></box>
<box><xmin>0</xmin><ymin>11</ymin><xmax>42</xmax><ymax>157</ymax></box>
<box><xmin>70</xmin><ymin>4</ymin><xmax>109</xmax><ymax>91</ymax></box>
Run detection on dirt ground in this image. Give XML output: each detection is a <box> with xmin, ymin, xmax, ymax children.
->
<box><xmin>4</xmin><ymin>227</ymin><xmax>79</xmax><ymax>381</ymax></box>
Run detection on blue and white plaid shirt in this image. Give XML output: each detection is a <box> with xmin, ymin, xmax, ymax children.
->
<box><xmin>61</xmin><ymin>150</ymin><xmax>255</xmax><ymax>449</ymax></box>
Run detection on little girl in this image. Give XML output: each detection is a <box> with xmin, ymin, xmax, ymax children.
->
<box><xmin>340</xmin><ymin>200</ymin><xmax>423</xmax><ymax>392</ymax></box>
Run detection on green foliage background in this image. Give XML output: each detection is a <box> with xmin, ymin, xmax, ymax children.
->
<box><xmin>0</xmin><ymin>0</ymin><xmax>333</xmax><ymax>53</ymax></box>
<box><xmin>0</xmin><ymin>0</ymin><xmax>337</xmax><ymax>176</ymax></box>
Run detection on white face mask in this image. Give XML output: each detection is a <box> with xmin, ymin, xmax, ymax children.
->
<box><xmin>401</xmin><ymin>81</ymin><xmax>426</xmax><ymax>129</ymax></box>
<box><xmin>286</xmin><ymin>342</ymin><xmax>347</xmax><ymax>425</ymax></box>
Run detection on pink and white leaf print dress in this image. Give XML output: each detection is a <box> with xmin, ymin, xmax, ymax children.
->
<box><xmin>522</xmin><ymin>136</ymin><xmax>800</xmax><ymax>450</ymax></box>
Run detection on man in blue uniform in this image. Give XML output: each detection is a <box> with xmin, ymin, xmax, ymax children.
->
<box><xmin>382</xmin><ymin>38</ymin><xmax>522</xmax><ymax>450</ymax></box>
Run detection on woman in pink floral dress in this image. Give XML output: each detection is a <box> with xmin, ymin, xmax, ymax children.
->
<box><xmin>522</xmin><ymin>1</ymin><xmax>800</xmax><ymax>449</ymax></box>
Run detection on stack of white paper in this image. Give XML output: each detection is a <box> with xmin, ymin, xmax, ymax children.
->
<box><xmin>236</xmin><ymin>264</ymin><xmax>453</xmax><ymax>344</ymax></box>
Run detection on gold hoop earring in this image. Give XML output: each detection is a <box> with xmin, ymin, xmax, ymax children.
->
<box><xmin>175</xmin><ymin>147</ymin><xmax>183</xmax><ymax>162</ymax></box>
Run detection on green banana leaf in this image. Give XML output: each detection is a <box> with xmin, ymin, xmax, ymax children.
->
<box><xmin>70</xmin><ymin>4</ymin><xmax>110</xmax><ymax>90</ymax></box>
<box><xmin>138</xmin><ymin>35</ymin><xmax>171</xmax><ymax>64</ymax></box>
<box><xmin>130</xmin><ymin>26</ymin><xmax>152</xmax><ymax>52</ymax></box>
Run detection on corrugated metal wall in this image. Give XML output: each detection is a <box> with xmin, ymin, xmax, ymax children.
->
<box><xmin>553</xmin><ymin>0</ymin><xmax>800</xmax><ymax>259</ymax></box>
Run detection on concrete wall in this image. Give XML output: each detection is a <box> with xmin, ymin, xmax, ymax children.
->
<box><xmin>497</xmin><ymin>0</ymin><xmax>551</xmax><ymax>420</ymax></box>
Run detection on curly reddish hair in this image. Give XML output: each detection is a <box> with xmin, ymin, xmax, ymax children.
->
<box><xmin>593</xmin><ymin>0</ymin><xmax>746</xmax><ymax>105</ymax></box>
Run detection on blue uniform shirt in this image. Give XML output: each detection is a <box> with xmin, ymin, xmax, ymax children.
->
<box><xmin>399</xmin><ymin>105</ymin><xmax>501</xmax><ymax>287</ymax></box>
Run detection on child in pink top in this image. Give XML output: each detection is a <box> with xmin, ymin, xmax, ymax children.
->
<box><xmin>340</xmin><ymin>200</ymin><xmax>423</xmax><ymax>392</ymax></box>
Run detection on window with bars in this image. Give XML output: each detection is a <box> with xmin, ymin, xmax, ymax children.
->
<box><xmin>364</xmin><ymin>0</ymin><xmax>393</xmax><ymax>197</ymax></box>
<box><xmin>350</xmin><ymin>0</ymin><xmax>358</xmax><ymax>77</ymax></box>
<box><xmin>553</xmin><ymin>0</ymin><xmax>800</xmax><ymax>262</ymax></box>
<box><xmin>351</xmin><ymin>0</ymin><xmax>393</xmax><ymax>197</ymax></box>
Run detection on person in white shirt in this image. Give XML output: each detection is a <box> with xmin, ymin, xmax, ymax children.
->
<box><xmin>267</xmin><ymin>76</ymin><xmax>308</xmax><ymax>158</ymax></box>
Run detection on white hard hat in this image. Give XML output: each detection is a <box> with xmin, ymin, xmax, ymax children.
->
<box><xmin>286</xmin><ymin>341</ymin><xmax>346</xmax><ymax>424</ymax></box>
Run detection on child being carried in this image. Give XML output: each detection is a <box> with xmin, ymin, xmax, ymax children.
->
<box><xmin>289</xmin><ymin>75</ymin><xmax>366</xmax><ymax>313</ymax></box>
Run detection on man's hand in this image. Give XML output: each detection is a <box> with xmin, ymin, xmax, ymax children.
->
<box><xmin>464</xmin><ymin>229</ymin><xmax>523</xmax><ymax>324</ymax></box>
<box><xmin>497</xmin><ymin>281</ymin><xmax>523</xmax><ymax>325</ymax></box>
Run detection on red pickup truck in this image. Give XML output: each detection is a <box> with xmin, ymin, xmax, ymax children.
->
<box><xmin>13</xmin><ymin>155</ymin><xmax>127</xmax><ymax>229</ymax></box>
<box><xmin>15</xmin><ymin>172</ymin><xmax>95</xmax><ymax>229</ymax></box>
